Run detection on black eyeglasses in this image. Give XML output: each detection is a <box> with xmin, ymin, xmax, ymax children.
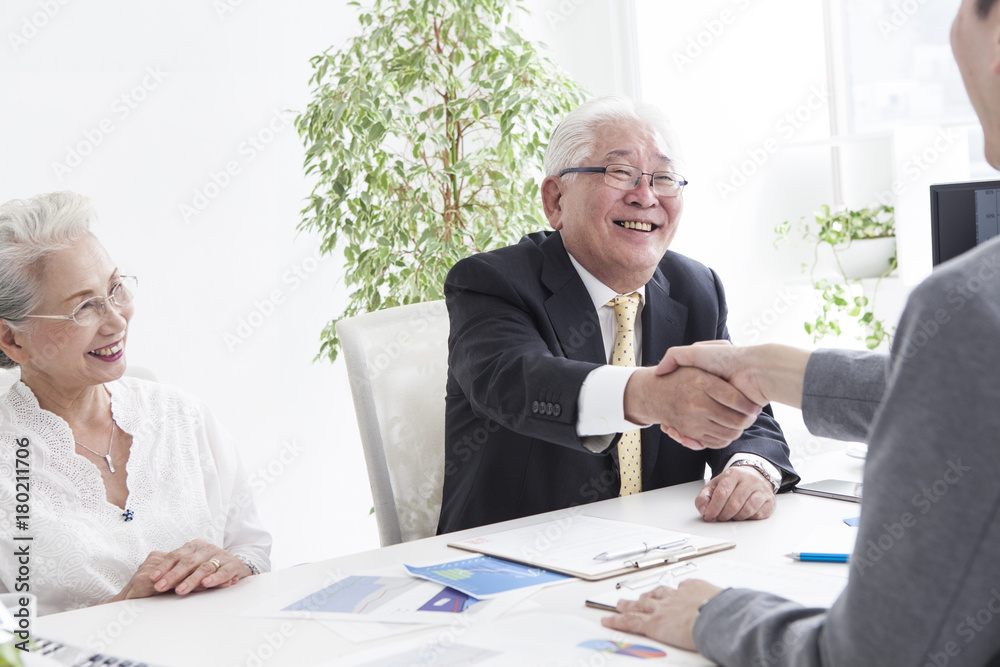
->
<box><xmin>559</xmin><ymin>164</ymin><xmax>688</xmax><ymax>197</ymax></box>
<box><xmin>25</xmin><ymin>276</ymin><xmax>138</xmax><ymax>327</ymax></box>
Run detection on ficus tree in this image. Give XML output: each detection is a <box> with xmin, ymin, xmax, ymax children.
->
<box><xmin>296</xmin><ymin>0</ymin><xmax>585</xmax><ymax>362</ymax></box>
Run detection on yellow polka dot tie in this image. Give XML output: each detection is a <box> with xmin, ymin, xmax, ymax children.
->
<box><xmin>609</xmin><ymin>292</ymin><xmax>642</xmax><ymax>496</ymax></box>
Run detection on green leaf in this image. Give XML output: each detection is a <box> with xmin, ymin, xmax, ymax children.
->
<box><xmin>296</xmin><ymin>0</ymin><xmax>586</xmax><ymax>362</ymax></box>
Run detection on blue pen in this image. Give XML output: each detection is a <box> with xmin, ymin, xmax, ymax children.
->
<box><xmin>786</xmin><ymin>552</ymin><xmax>849</xmax><ymax>563</ymax></box>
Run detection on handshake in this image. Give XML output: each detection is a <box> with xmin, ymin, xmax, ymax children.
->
<box><xmin>624</xmin><ymin>342</ymin><xmax>809</xmax><ymax>450</ymax></box>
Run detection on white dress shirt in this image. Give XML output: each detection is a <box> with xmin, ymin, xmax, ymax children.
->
<box><xmin>567</xmin><ymin>253</ymin><xmax>781</xmax><ymax>490</ymax></box>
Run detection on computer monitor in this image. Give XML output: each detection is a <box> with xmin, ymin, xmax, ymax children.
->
<box><xmin>930</xmin><ymin>179</ymin><xmax>1000</xmax><ymax>266</ymax></box>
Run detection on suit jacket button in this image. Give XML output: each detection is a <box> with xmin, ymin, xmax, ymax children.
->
<box><xmin>545</xmin><ymin>403</ymin><xmax>553</xmax><ymax>415</ymax></box>
<box><xmin>532</xmin><ymin>401</ymin><xmax>539</xmax><ymax>413</ymax></box>
<box><xmin>553</xmin><ymin>404</ymin><xmax>561</xmax><ymax>417</ymax></box>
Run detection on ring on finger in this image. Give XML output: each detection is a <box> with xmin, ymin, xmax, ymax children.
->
<box><xmin>208</xmin><ymin>558</ymin><xmax>222</xmax><ymax>571</ymax></box>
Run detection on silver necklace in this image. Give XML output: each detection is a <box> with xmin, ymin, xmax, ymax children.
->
<box><xmin>75</xmin><ymin>419</ymin><xmax>116</xmax><ymax>473</ymax></box>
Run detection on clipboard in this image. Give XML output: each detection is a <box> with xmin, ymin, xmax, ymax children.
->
<box><xmin>447</xmin><ymin>515</ymin><xmax>735</xmax><ymax>581</ymax></box>
<box><xmin>584</xmin><ymin>561</ymin><xmax>701</xmax><ymax>611</ymax></box>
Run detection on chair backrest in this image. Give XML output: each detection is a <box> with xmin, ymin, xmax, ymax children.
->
<box><xmin>336</xmin><ymin>300</ymin><xmax>450</xmax><ymax>546</ymax></box>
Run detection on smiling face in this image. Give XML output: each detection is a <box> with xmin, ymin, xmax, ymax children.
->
<box><xmin>5</xmin><ymin>234</ymin><xmax>132</xmax><ymax>396</ymax></box>
<box><xmin>542</xmin><ymin>121</ymin><xmax>684</xmax><ymax>293</ymax></box>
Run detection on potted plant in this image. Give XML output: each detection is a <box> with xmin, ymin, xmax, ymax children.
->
<box><xmin>296</xmin><ymin>0</ymin><xmax>585</xmax><ymax>362</ymax></box>
<box><xmin>775</xmin><ymin>203</ymin><xmax>897</xmax><ymax>349</ymax></box>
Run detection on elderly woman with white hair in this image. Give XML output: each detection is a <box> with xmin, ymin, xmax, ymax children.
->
<box><xmin>0</xmin><ymin>191</ymin><xmax>271</xmax><ymax>615</ymax></box>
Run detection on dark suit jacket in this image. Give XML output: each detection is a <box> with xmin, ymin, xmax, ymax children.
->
<box><xmin>437</xmin><ymin>231</ymin><xmax>798</xmax><ymax>534</ymax></box>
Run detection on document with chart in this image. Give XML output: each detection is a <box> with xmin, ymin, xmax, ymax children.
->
<box><xmin>241</xmin><ymin>570</ymin><xmax>530</xmax><ymax>625</ymax></box>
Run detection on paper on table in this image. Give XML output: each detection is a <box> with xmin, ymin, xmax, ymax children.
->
<box><xmin>241</xmin><ymin>571</ymin><xmax>532</xmax><ymax>626</ymax></box>
<box><xmin>327</xmin><ymin>612</ymin><xmax>712</xmax><ymax>666</ymax></box>
<box><xmin>317</xmin><ymin>619</ymin><xmax>430</xmax><ymax>644</ymax></box>
<box><xmin>319</xmin><ymin>598</ymin><xmax>543</xmax><ymax>644</ymax></box>
<box><xmin>449</xmin><ymin>515</ymin><xmax>730</xmax><ymax>580</ymax></box>
<box><xmin>587</xmin><ymin>557</ymin><xmax>850</xmax><ymax>612</ymax></box>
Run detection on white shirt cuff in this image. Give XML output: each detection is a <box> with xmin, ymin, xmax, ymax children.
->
<box><xmin>577</xmin><ymin>365</ymin><xmax>647</xmax><ymax>437</ymax></box>
<box><xmin>724</xmin><ymin>453</ymin><xmax>782</xmax><ymax>492</ymax></box>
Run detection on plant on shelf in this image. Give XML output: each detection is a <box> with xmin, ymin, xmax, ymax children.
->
<box><xmin>0</xmin><ymin>631</ymin><xmax>24</xmax><ymax>667</ymax></box>
<box><xmin>296</xmin><ymin>0</ymin><xmax>585</xmax><ymax>362</ymax></box>
<box><xmin>775</xmin><ymin>203</ymin><xmax>897</xmax><ymax>350</ymax></box>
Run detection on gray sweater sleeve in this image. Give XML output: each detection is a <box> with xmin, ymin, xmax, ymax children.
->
<box><xmin>693</xmin><ymin>240</ymin><xmax>1000</xmax><ymax>666</ymax></box>
<box><xmin>800</xmin><ymin>349</ymin><xmax>889</xmax><ymax>442</ymax></box>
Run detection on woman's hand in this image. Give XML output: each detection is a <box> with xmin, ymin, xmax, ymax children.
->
<box><xmin>108</xmin><ymin>539</ymin><xmax>252</xmax><ymax>603</ymax></box>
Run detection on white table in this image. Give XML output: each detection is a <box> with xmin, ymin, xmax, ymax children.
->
<box><xmin>35</xmin><ymin>447</ymin><xmax>864</xmax><ymax>666</ymax></box>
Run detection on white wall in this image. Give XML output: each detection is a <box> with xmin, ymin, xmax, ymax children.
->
<box><xmin>1</xmin><ymin>0</ymin><xmax>369</xmax><ymax>566</ymax></box>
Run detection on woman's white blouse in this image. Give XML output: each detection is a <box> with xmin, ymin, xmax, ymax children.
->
<box><xmin>0</xmin><ymin>377</ymin><xmax>272</xmax><ymax>615</ymax></box>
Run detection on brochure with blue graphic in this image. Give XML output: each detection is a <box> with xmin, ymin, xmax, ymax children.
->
<box><xmin>405</xmin><ymin>555</ymin><xmax>571</xmax><ymax>599</ymax></box>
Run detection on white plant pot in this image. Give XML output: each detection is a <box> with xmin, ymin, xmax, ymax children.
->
<box><xmin>814</xmin><ymin>236</ymin><xmax>896</xmax><ymax>280</ymax></box>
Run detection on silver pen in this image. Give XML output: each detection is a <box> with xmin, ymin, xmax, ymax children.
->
<box><xmin>593</xmin><ymin>537</ymin><xmax>688</xmax><ymax>561</ymax></box>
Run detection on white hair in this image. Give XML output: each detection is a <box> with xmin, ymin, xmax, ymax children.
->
<box><xmin>0</xmin><ymin>191</ymin><xmax>96</xmax><ymax>369</ymax></box>
<box><xmin>543</xmin><ymin>94</ymin><xmax>684</xmax><ymax>177</ymax></box>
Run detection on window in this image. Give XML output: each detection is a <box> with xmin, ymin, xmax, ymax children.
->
<box><xmin>841</xmin><ymin>0</ymin><xmax>974</xmax><ymax>134</ymax></box>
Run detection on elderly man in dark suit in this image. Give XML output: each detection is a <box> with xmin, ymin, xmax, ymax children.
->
<box><xmin>437</xmin><ymin>96</ymin><xmax>797</xmax><ymax>534</ymax></box>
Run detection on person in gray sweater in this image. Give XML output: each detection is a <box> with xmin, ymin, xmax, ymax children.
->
<box><xmin>601</xmin><ymin>0</ymin><xmax>1000</xmax><ymax>664</ymax></box>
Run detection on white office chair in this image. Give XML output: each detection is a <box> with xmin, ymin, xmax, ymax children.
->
<box><xmin>336</xmin><ymin>300</ymin><xmax>450</xmax><ymax>546</ymax></box>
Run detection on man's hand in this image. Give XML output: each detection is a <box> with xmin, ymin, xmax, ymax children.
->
<box><xmin>601</xmin><ymin>580</ymin><xmax>724</xmax><ymax>651</ymax></box>
<box><xmin>656</xmin><ymin>341</ymin><xmax>769</xmax><ymax>405</ymax></box>
<box><xmin>624</xmin><ymin>366</ymin><xmax>761</xmax><ymax>450</ymax></box>
<box><xmin>695</xmin><ymin>465</ymin><xmax>775</xmax><ymax>522</ymax></box>
<box><xmin>656</xmin><ymin>342</ymin><xmax>811</xmax><ymax>410</ymax></box>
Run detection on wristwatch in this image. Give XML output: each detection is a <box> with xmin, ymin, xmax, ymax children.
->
<box><xmin>729</xmin><ymin>459</ymin><xmax>781</xmax><ymax>492</ymax></box>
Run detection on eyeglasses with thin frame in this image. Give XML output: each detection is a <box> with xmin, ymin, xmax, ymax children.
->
<box><xmin>558</xmin><ymin>164</ymin><xmax>688</xmax><ymax>197</ymax></box>
<box><xmin>24</xmin><ymin>276</ymin><xmax>138</xmax><ymax>327</ymax></box>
